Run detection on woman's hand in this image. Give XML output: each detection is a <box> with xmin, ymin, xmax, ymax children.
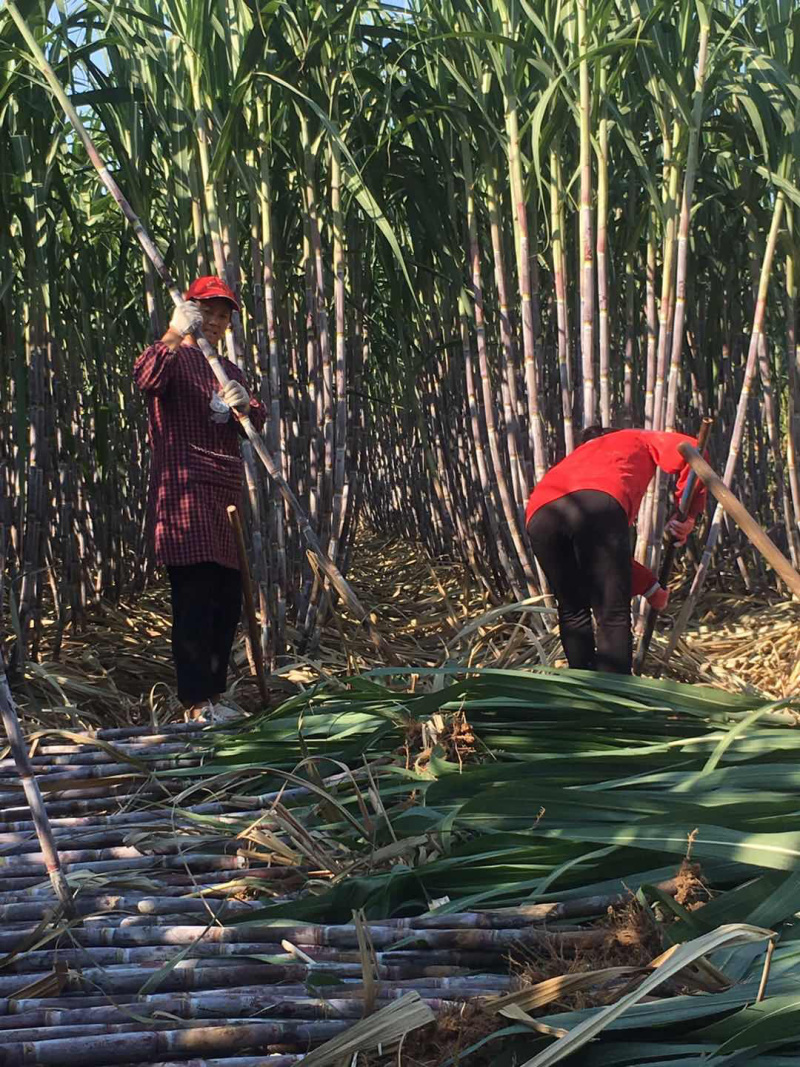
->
<box><xmin>220</xmin><ymin>379</ymin><xmax>250</xmax><ymax>414</ymax></box>
<box><xmin>162</xmin><ymin>300</ymin><xmax>203</xmax><ymax>349</ymax></box>
<box><xmin>666</xmin><ymin>514</ymin><xmax>695</xmax><ymax>545</ymax></box>
<box><xmin>645</xmin><ymin>583</ymin><xmax>670</xmax><ymax>611</ymax></box>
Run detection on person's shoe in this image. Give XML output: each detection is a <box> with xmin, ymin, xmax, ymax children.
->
<box><xmin>186</xmin><ymin>700</ymin><xmax>244</xmax><ymax>725</ymax></box>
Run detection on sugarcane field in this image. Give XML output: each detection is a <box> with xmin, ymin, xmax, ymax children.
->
<box><xmin>4</xmin><ymin>0</ymin><xmax>800</xmax><ymax>1064</ymax></box>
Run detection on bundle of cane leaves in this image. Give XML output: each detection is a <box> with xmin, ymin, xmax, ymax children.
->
<box><xmin>170</xmin><ymin>669</ymin><xmax>800</xmax><ymax>931</ymax></box>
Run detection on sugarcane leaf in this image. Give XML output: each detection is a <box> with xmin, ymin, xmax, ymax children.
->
<box><xmin>713</xmin><ymin>996</ymin><xmax>800</xmax><ymax>1053</ymax></box>
<box><xmin>260</xmin><ymin>71</ymin><xmax>418</xmax><ymax>308</ymax></box>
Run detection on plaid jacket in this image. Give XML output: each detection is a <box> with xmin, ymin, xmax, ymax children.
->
<box><xmin>134</xmin><ymin>342</ymin><xmax>266</xmax><ymax>570</ymax></box>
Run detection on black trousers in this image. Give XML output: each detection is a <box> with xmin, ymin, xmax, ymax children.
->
<box><xmin>527</xmin><ymin>490</ymin><xmax>633</xmax><ymax>674</ymax></box>
<box><xmin>168</xmin><ymin>563</ymin><xmax>242</xmax><ymax>705</ymax></box>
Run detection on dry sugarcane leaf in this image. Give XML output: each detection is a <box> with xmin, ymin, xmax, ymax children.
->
<box><xmin>9</xmin><ymin>962</ymin><xmax>68</xmax><ymax>999</ymax></box>
<box><xmin>499</xmin><ymin>1003</ymin><xmax>569</xmax><ymax>1037</ymax></box>
<box><xmin>518</xmin><ymin>924</ymin><xmax>774</xmax><ymax>1067</ymax></box>
<box><xmin>353</xmin><ymin>908</ymin><xmax>380</xmax><ymax>1017</ymax></box>
<box><xmin>490</xmin><ymin>967</ymin><xmax>645</xmax><ymax>1014</ymax></box>
<box><xmin>237</xmin><ymin>815</ymin><xmax>302</xmax><ymax>864</ymax></box>
<box><xmin>297</xmin><ymin>991</ymin><xmax>435</xmax><ymax>1066</ymax></box>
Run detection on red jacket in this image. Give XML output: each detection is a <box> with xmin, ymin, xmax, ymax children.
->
<box><xmin>525</xmin><ymin>430</ymin><xmax>706</xmax><ymax>596</ymax></box>
<box><xmin>134</xmin><ymin>342</ymin><xmax>266</xmax><ymax>571</ymax></box>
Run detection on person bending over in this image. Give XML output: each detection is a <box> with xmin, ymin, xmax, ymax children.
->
<box><xmin>134</xmin><ymin>276</ymin><xmax>266</xmax><ymax>719</ymax></box>
<box><xmin>525</xmin><ymin>426</ymin><xmax>705</xmax><ymax>675</ymax></box>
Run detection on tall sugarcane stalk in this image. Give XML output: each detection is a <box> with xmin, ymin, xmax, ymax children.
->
<box><xmin>501</xmin><ymin>7</ymin><xmax>546</xmax><ymax>485</ymax></box>
<box><xmin>486</xmin><ymin>166</ymin><xmax>528</xmax><ymax>510</ymax></box>
<box><xmin>597</xmin><ymin>63</ymin><xmax>611</xmax><ymax>427</ymax></box>
<box><xmin>646</xmin><ymin>13</ymin><xmax>710</xmax><ymax>579</ymax></box>
<box><xmin>5</xmin><ymin>1</ymin><xmax>387</xmax><ymax>657</ymax></box>
<box><xmin>643</xmin><ymin>222</ymin><xmax>658</xmax><ymax>430</ymax></box>
<box><xmin>637</xmin><ymin>122</ymin><xmax>682</xmax><ymax>568</ymax></box>
<box><xmin>460</xmin><ymin>105</ymin><xmax>536</xmax><ymax>597</ymax></box>
<box><xmin>662</xmin><ymin>189</ymin><xmax>787</xmax><ymax>664</ymax></box>
<box><xmin>551</xmin><ymin>147</ymin><xmax>575</xmax><ymax>454</ymax></box>
<box><xmin>786</xmin><ymin>236</ymin><xmax>800</xmax><ymax>564</ymax></box>
<box><xmin>188</xmin><ymin>60</ymin><xmax>270</xmax><ymax>657</ymax></box>
<box><xmin>577</xmin><ymin>0</ymin><xmax>595</xmax><ymax>428</ymax></box>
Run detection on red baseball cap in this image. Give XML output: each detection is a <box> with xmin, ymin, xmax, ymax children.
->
<box><xmin>185</xmin><ymin>276</ymin><xmax>240</xmax><ymax>312</ymax></box>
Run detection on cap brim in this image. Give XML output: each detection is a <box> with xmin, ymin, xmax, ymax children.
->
<box><xmin>195</xmin><ymin>292</ymin><xmax>240</xmax><ymax>312</ymax></box>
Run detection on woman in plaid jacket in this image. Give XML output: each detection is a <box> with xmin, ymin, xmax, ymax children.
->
<box><xmin>134</xmin><ymin>277</ymin><xmax>266</xmax><ymax>719</ymax></box>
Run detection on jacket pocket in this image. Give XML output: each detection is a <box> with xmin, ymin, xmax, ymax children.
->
<box><xmin>187</xmin><ymin>444</ymin><xmax>243</xmax><ymax>500</ymax></box>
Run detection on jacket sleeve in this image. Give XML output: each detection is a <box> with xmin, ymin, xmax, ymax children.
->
<box><xmin>632</xmin><ymin>559</ymin><xmax>657</xmax><ymax>598</ymax></box>
<box><xmin>241</xmin><ymin>395</ymin><xmax>267</xmax><ymax>435</ymax></box>
<box><xmin>644</xmin><ymin>432</ymin><xmax>707</xmax><ymax>519</ymax></box>
<box><xmin>133</xmin><ymin>342</ymin><xmax>178</xmax><ymax>395</ymax></box>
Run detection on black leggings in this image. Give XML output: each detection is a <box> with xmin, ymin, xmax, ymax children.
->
<box><xmin>527</xmin><ymin>490</ymin><xmax>633</xmax><ymax>674</ymax></box>
<box><xmin>168</xmin><ymin>563</ymin><xmax>242</xmax><ymax>705</ymax></box>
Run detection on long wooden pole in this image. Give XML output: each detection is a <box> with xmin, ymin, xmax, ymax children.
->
<box><xmin>0</xmin><ymin>657</ymin><xmax>75</xmax><ymax>917</ymax></box>
<box><xmin>227</xmin><ymin>506</ymin><xmax>270</xmax><ymax>706</ymax></box>
<box><xmin>6</xmin><ymin>1</ymin><xmax>387</xmax><ymax>659</ymax></box>
<box><xmin>677</xmin><ymin>444</ymin><xmax>800</xmax><ymax>599</ymax></box>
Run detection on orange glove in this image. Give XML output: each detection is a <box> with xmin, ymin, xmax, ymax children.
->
<box><xmin>645</xmin><ymin>583</ymin><xmax>670</xmax><ymax>612</ymax></box>
<box><xmin>666</xmin><ymin>515</ymin><xmax>695</xmax><ymax>546</ymax></box>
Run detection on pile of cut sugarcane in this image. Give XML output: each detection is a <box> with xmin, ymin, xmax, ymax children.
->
<box><xmin>5</xmin><ymin>670</ymin><xmax>800</xmax><ymax>1065</ymax></box>
<box><xmin>0</xmin><ymin>721</ymin><xmax>511</xmax><ymax>1065</ymax></box>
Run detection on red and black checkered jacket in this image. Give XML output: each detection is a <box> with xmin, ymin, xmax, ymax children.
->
<box><xmin>134</xmin><ymin>341</ymin><xmax>266</xmax><ymax>571</ymax></box>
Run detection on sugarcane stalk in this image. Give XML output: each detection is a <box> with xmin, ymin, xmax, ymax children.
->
<box><xmin>226</xmin><ymin>506</ymin><xmax>270</xmax><ymax>706</ymax></box>
<box><xmin>550</xmin><ymin>147</ymin><xmax>574</xmax><ymax>454</ymax></box>
<box><xmin>634</xmin><ymin>417</ymin><xmax>713</xmax><ymax>674</ymax></box>
<box><xmin>0</xmin><ymin>919</ymin><xmax>612</xmax><ymax>953</ymax></box>
<box><xmin>502</xmin><ymin>12</ymin><xmax>546</xmax><ymax>484</ymax></box>
<box><xmin>5</xmin><ymin>1</ymin><xmax>387</xmax><ymax>659</ymax></box>
<box><xmin>486</xmin><ymin>164</ymin><xmax>529</xmax><ymax>500</ymax></box>
<box><xmin>643</xmin><ymin>222</ymin><xmax>658</xmax><ymax>430</ymax></box>
<box><xmin>0</xmin><ymin>958</ymin><xmax>488</xmax><ymax>1000</ymax></box>
<box><xmin>253</xmin><ymin>98</ymin><xmax>287</xmax><ymax>657</ymax></box>
<box><xmin>0</xmin><ymin>993</ymin><xmax>500</xmax><ymax>1030</ymax></box>
<box><xmin>577</xmin><ymin>0</ymin><xmax>595</xmax><ymax>428</ymax></box>
<box><xmin>0</xmin><ymin>992</ymin><xmax>481</xmax><ymax>1032</ymax></box>
<box><xmin>327</xmin><ymin>138</ymin><xmax>348</xmax><ymax>574</ymax></box>
<box><xmin>0</xmin><ymin>656</ymin><xmax>74</xmax><ymax>917</ymax></box>
<box><xmin>637</xmin><ymin>123</ymin><xmax>683</xmax><ymax>568</ymax></box>
<box><xmin>623</xmin><ymin>177</ymin><xmax>638</xmax><ymax>426</ymax></box>
<box><xmin>460</xmin><ymin>114</ymin><xmax>536</xmax><ymax>598</ymax></box>
<box><xmin>785</xmin><ymin>235</ymin><xmax>800</xmax><ymax>564</ymax></box>
<box><xmin>69</xmin><ymin>1060</ymin><xmax>301</xmax><ymax>1067</ymax></box>
<box><xmin>644</xmin><ymin>16</ymin><xmax>712</xmax><ymax>580</ymax></box>
<box><xmin>458</xmin><ymin>292</ymin><xmax>521</xmax><ymax>596</ymax></box>
<box><xmin>660</xmin><ymin>189</ymin><xmax>787</xmax><ymax>664</ymax></box>
<box><xmin>597</xmin><ymin>63</ymin><xmax>610</xmax><ymax>427</ymax></box>
<box><xmin>0</xmin><ymin>1018</ymin><xmax>350</xmax><ymax>1066</ymax></box>
<box><xmin>0</xmin><ymin>852</ymin><xmax>249</xmax><ymax>883</ymax></box>
<box><xmin>2</xmin><ymin>974</ymin><xmax>508</xmax><ymax>1014</ymax></box>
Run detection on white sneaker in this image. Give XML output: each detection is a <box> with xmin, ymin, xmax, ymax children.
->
<box><xmin>187</xmin><ymin>702</ymin><xmax>244</xmax><ymax>725</ymax></box>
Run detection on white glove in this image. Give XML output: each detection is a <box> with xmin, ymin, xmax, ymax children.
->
<box><xmin>169</xmin><ymin>299</ymin><xmax>203</xmax><ymax>339</ymax></box>
<box><xmin>220</xmin><ymin>379</ymin><xmax>250</xmax><ymax>414</ymax></box>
